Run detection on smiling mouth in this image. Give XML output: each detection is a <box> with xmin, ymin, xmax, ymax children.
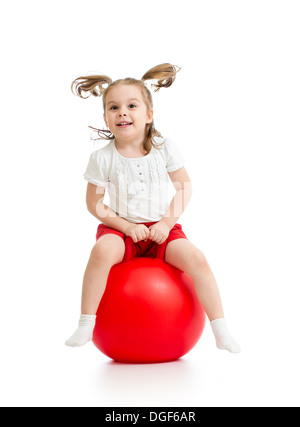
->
<box><xmin>117</xmin><ymin>122</ymin><xmax>133</xmax><ymax>127</ymax></box>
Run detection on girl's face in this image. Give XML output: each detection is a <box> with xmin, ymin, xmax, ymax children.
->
<box><xmin>103</xmin><ymin>84</ymin><xmax>153</xmax><ymax>144</ymax></box>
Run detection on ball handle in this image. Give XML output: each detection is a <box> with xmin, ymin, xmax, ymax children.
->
<box><xmin>123</xmin><ymin>236</ymin><xmax>168</xmax><ymax>262</ymax></box>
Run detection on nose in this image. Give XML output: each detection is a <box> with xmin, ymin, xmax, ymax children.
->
<box><xmin>118</xmin><ymin>107</ymin><xmax>127</xmax><ymax>116</ymax></box>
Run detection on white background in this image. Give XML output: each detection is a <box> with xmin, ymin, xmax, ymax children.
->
<box><xmin>1</xmin><ymin>0</ymin><xmax>300</xmax><ymax>407</ymax></box>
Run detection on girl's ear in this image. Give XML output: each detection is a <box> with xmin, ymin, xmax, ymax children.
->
<box><xmin>146</xmin><ymin>109</ymin><xmax>154</xmax><ymax>124</ymax></box>
<box><xmin>103</xmin><ymin>113</ymin><xmax>108</xmax><ymax>127</ymax></box>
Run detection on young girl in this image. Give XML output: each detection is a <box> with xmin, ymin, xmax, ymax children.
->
<box><xmin>65</xmin><ymin>63</ymin><xmax>241</xmax><ymax>354</ymax></box>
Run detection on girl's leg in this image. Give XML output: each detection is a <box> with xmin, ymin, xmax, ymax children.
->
<box><xmin>165</xmin><ymin>238</ymin><xmax>223</xmax><ymax>321</ymax></box>
<box><xmin>81</xmin><ymin>234</ymin><xmax>125</xmax><ymax>315</ymax></box>
<box><xmin>65</xmin><ymin>234</ymin><xmax>125</xmax><ymax>347</ymax></box>
<box><xmin>165</xmin><ymin>238</ymin><xmax>240</xmax><ymax>353</ymax></box>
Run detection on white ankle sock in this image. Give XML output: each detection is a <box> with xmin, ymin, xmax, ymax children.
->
<box><xmin>211</xmin><ymin>318</ymin><xmax>241</xmax><ymax>353</ymax></box>
<box><xmin>65</xmin><ymin>314</ymin><xmax>96</xmax><ymax>347</ymax></box>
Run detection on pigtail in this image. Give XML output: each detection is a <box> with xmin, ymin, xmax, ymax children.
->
<box><xmin>71</xmin><ymin>75</ymin><xmax>112</xmax><ymax>99</ymax></box>
<box><xmin>141</xmin><ymin>63</ymin><xmax>181</xmax><ymax>92</ymax></box>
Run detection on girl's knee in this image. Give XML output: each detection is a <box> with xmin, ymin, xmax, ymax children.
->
<box><xmin>189</xmin><ymin>248</ymin><xmax>209</xmax><ymax>270</ymax></box>
<box><xmin>90</xmin><ymin>237</ymin><xmax>125</xmax><ymax>265</ymax></box>
<box><xmin>166</xmin><ymin>240</ymin><xmax>209</xmax><ymax>272</ymax></box>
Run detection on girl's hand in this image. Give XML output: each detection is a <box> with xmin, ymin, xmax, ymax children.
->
<box><xmin>149</xmin><ymin>221</ymin><xmax>170</xmax><ymax>245</ymax></box>
<box><xmin>125</xmin><ymin>224</ymin><xmax>150</xmax><ymax>243</ymax></box>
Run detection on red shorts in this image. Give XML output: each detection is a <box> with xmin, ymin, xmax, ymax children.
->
<box><xmin>96</xmin><ymin>222</ymin><xmax>187</xmax><ymax>258</ymax></box>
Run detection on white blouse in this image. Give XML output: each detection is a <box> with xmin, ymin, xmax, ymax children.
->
<box><xmin>84</xmin><ymin>137</ymin><xmax>185</xmax><ymax>223</ymax></box>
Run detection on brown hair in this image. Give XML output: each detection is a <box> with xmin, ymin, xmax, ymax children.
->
<box><xmin>71</xmin><ymin>64</ymin><xmax>181</xmax><ymax>154</ymax></box>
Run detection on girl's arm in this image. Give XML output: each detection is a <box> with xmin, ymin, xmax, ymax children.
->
<box><xmin>149</xmin><ymin>167</ymin><xmax>193</xmax><ymax>243</ymax></box>
<box><xmin>86</xmin><ymin>183</ymin><xmax>132</xmax><ymax>234</ymax></box>
<box><xmin>162</xmin><ymin>166</ymin><xmax>193</xmax><ymax>229</ymax></box>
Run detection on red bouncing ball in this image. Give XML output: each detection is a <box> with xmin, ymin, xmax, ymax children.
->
<box><xmin>93</xmin><ymin>237</ymin><xmax>206</xmax><ymax>363</ymax></box>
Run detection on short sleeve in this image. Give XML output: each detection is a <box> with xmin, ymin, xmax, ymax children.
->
<box><xmin>83</xmin><ymin>150</ymin><xmax>108</xmax><ymax>187</ymax></box>
<box><xmin>164</xmin><ymin>138</ymin><xmax>185</xmax><ymax>172</ymax></box>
